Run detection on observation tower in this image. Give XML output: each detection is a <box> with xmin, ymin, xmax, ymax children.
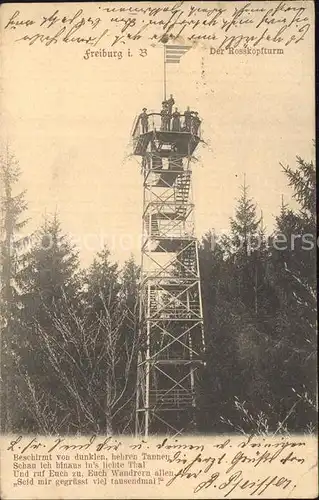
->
<box><xmin>133</xmin><ymin>105</ymin><xmax>206</xmax><ymax>436</ymax></box>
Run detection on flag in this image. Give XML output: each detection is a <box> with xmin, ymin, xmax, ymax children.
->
<box><xmin>165</xmin><ymin>45</ymin><xmax>191</xmax><ymax>64</ymax></box>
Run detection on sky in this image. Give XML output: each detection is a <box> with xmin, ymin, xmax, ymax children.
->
<box><xmin>1</xmin><ymin>2</ymin><xmax>315</xmax><ymax>268</ymax></box>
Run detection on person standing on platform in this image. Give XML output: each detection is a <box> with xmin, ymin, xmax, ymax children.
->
<box><xmin>184</xmin><ymin>106</ymin><xmax>192</xmax><ymax>132</ymax></box>
<box><xmin>161</xmin><ymin>101</ymin><xmax>170</xmax><ymax>131</ymax></box>
<box><xmin>172</xmin><ymin>108</ymin><xmax>181</xmax><ymax>131</ymax></box>
<box><xmin>139</xmin><ymin>108</ymin><xmax>149</xmax><ymax>133</ymax></box>
<box><xmin>192</xmin><ymin>112</ymin><xmax>201</xmax><ymax>135</ymax></box>
<box><xmin>166</xmin><ymin>94</ymin><xmax>175</xmax><ymax>115</ymax></box>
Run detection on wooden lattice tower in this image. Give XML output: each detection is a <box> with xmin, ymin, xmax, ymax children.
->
<box><xmin>132</xmin><ymin>110</ymin><xmax>205</xmax><ymax>436</ymax></box>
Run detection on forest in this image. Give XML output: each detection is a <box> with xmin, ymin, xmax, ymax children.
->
<box><xmin>0</xmin><ymin>146</ymin><xmax>317</xmax><ymax>435</ymax></box>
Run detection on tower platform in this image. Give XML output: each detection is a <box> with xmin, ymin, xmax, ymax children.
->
<box><xmin>132</xmin><ymin>113</ymin><xmax>201</xmax><ymax>156</ymax></box>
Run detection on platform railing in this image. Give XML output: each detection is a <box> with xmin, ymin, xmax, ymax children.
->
<box><xmin>133</xmin><ymin>113</ymin><xmax>201</xmax><ymax>140</ymax></box>
<box><xmin>143</xmin><ymin>219</ymin><xmax>195</xmax><ymax>240</ymax></box>
<box><xmin>149</xmin><ymin>389</ymin><xmax>195</xmax><ymax>408</ymax></box>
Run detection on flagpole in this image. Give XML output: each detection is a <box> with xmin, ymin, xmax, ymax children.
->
<box><xmin>164</xmin><ymin>43</ymin><xmax>167</xmax><ymax>101</ymax></box>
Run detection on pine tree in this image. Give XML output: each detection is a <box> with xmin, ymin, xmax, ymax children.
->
<box><xmin>0</xmin><ymin>148</ymin><xmax>29</xmax><ymax>432</ymax></box>
<box><xmin>282</xmin><ymin>156</ymin><xmax>316</xmax><ymax>218</ymax></box>
<box><xmin>249</xmin><ymin>211</ymin><xmax>278</xmax><ymax>323</ymax></box>
<box><xmin>199</xmin><ymin>196</ymin><xmax>275</xmax><ymax>432</ymax></box>
<box><xmin>14</xmin><ymin>214</ymin><xmax>80</xmax><ymax>432</ymax></box>
<box><xmin>120</xmin><ymin>255</ymin><xmax>139</xmax><ymax>310</ymax></box>
<box><xmin>266</xmin><ymin>155</ymin><xmax>317</xmax><ymax>431</ymax></box>
<box><xmin>83</xmin><ymin>246</ymin><xmax>120</xmax><ymax>319</ymax></box>
<box><xmin>0</xmin><ymin>148</ymin><xmax>28</xmax><ymax>325</ymax></box>
<box><xmin>270</xmin><ymin>157</ymin><xmax>316</xmax><ymax>335</ymax></box>
<box><xmin>198</xmin><ymin>232</ymin><xmax>238</xmax><ymax>431</ymax></box>
<box><xmin>227</xmin><ymin>177</ymin><xmax>261</xmax><ymax>312</ymax></box>
<box><xmin>115</xmin><ymin>256</ymin><xmax>140</xmax><ymax>433</ymax></box>
<box><xmin>18</xmin><ymin>214</ymin><xmax>80</xmax><ymax>324</ymax></box>
<box><xmin>279</xmin><ymin>156</ymin><xmax>316</xmax><ymax>303</ymax></box>
<box><xmin>229</xmin><ymin>176</ymin><xmax>261</xmax><ymax>258</ymax></box>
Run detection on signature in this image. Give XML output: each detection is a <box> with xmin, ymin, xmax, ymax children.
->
<box><xmin>194</xmin><ymin>469</ymin><xmax>293</xmax><ymax>497</ymax></box>
<box><xmin>164</xmin><ymin>434</ymin><xmax>307</xmax><ymax>495</ymax></box>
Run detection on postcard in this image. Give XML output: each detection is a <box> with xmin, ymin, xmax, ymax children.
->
<box><xmin>0</xmin><ymin>1</ymin><xmax>317</xmax><ymax>498</ymax></box>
